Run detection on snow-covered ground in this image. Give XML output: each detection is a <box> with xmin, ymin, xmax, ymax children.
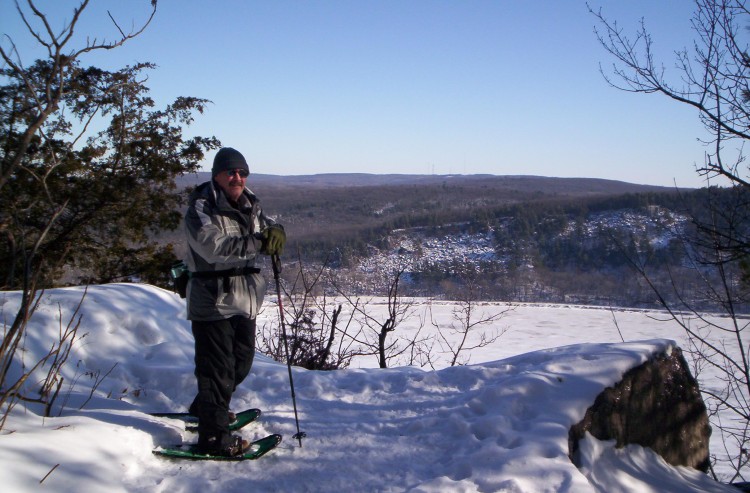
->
<box><xmin>0</xmin><ymin>283</ymin><xmax>742</xmax><ymax>492</ymax></box>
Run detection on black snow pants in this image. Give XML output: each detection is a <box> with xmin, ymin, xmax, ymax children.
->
<box><xmin>189</xmin><ymin>315</ymin><xmax>256</xmax><ymax>451</ymax></box>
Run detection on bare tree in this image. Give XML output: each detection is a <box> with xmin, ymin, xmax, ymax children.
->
<box><xmin>592</xmin><ymin>0</ymin><xmax>750</xmax><ymax>480</ymax></box>
<box><xmin>431</xmin><ymin>266</ymin><xmax>510</xmax><ymax>367</ymax></box>
<box><xmin>590</xmin><ymin>0</ymin><xmax>750</xmax><ymax>187</ymax></box>
<box><xmin>331</xmin><ymin>266</ymin><xmax>428</xmax><ymax>368</ymax></box>
<box><xmin>0</xmin><ymin>289</ymin><xmax>86</xmax><ymax>428</ymax></box>
<box><xmin>259</xmin><ymin>255</ymin><xmax>359</xmax><ymax>370</ymax></box>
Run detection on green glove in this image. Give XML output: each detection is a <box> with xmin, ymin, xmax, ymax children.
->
<box><xmin>261</xmin><ymin>224</ymin><xmax>286</xmax><ymax>256</ymax></box>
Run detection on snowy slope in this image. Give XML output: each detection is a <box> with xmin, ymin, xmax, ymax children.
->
<box><xmin>0</xmin><ymin>284</ymin><xmax>738</xmax><ymax>492</ymax></box>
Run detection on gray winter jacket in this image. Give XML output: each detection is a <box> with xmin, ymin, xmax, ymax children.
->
<box><xmin>183</xmin><ymin>180</ymin><xmax>275</xmax><ymax>321</ymax></box>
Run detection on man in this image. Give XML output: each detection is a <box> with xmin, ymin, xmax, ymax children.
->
<box><xmin>183</xmin><ymin>147</ymin><xmax>286</xmax><ymax>456</ymax></box>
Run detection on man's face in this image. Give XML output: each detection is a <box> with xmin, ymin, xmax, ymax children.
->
<box><xmin>214</xmin><ymin>168</ymin><xmax>248</xmax><ymax>202</ymax></box>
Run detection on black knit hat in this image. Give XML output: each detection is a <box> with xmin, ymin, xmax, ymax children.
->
<box><xmin>212</xmin><ymin>147</ymin><xmax>249</xmax><ymax>176</ymax></box>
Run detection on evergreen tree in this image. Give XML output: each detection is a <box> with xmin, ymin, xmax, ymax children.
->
<box><xmin>1</xmin><ymin>52</ymin><xmax>218</xmax><ymax>288</ymax></box>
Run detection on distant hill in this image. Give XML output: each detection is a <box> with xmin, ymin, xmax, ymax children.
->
<box><xmin>167</xmin><ymin>172</ymin><xmax>714</xmax><ymax>309</ymax></box>
<box><xmin>176</xmin><ymin>172</ymin><xmax>686</xmax><ymax>195</ymax></box>
<box><xmin>170</xmin><ymin>172</ymin><xmax>692</xmax><ymax>259</ymax></box>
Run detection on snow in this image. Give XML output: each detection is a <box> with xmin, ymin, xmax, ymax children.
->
<box><xmin>0</xmin><ymin>283</ymin><xmax>740</xmax><ymax>492</ymax></box>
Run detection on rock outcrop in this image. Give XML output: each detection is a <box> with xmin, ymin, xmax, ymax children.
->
<box><xmin>569</xmin><ymin>346</ymin><xmax>711</xmax><ymax>472</ymax></box>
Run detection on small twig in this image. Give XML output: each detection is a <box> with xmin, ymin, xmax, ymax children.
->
<box><xmin>79</xmin><ymin>362</ymin><xmax>118</xmax><ymax>410</ymax></box>
<box><xmin>610</xmin><ymin>306</ymin><xmax>626</xmax><ymax>343</ymax></box>
<box><xmin>39</xmin><ymin>463</ymin><xmax>59</xmax><ymax>484</ymax></box>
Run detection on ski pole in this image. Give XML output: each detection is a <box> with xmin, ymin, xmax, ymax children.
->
<box><xmin>272</xmin><ymin>254</ymin><xmax>306</xmax><ymax>447</ymax></box>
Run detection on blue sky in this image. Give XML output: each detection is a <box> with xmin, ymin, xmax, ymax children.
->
<box><xmin>2</xmin><ymin>1</ymin><xmax>713</xmax><ymax>187</ymax></box>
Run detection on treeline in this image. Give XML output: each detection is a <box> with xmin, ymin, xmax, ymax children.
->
<box><xmin>277</xmin><ymin>185</ymin><xmax>701</xmax><ymax>264</ymax></box>
<box><xmin>267</xmin><ymin>184</ymin><xmax>738</xmax><ymax>310</ymax></box>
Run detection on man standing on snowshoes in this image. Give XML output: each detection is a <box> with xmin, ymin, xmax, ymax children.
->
<box><xmin>183</xmin><ymin>147</ymin><xmax>286</xmax><ymax>456</ymax></box>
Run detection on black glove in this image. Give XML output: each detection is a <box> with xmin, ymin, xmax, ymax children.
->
<box><xmin>261</xmin><ymin>224</ymin><xmax>286</xmax><ymax>256</ymax></box>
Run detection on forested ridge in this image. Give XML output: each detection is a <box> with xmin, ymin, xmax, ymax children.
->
<box><xmin>168</xmin><ymin>173</ymin><xmax>731</xmax><ymax>310</ymax></box>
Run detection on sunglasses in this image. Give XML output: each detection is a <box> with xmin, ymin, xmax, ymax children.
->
<box><xmin>225</xmin><ymin>169</ymin><xmax>249</xmax><ymax>178</ymax></box>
